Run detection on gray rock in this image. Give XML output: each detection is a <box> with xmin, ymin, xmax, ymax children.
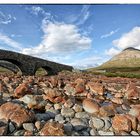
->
<box><xmin>75</xmin><ymin>112</ymin><xmax>90</xmax><ymax>119</ymax></box>
<box><xmin>54</xmin><ymin>104</ymin><xmax>62</xmax><ymax>110</ymax></box>
<box><xmin>91</xmin><ymin>117</ymin><xmax>105</xmax><ymax>130</ymax></box>
<box><xmin>55</xmin><ymin>114</ymin><xmax>65</xmax><ymax>123</ymax></box>
<box><xmin>8</xmin><ymin>122</ymin><xmax>16</xmax><ymax>133</ymax></box>
<box><xmin>131</xmin><ymin>131</ymin><xmax>139</xmax><ymax>136</ymax></box>
<box><xmin>102</xmin><ymin>117</ymin><xmax>112</xmax><ymax>131</ymax></box>
<box><xmin>61</xmin><ymin>107</ymin><xmax>75</xmax><ymax>118</ymax></box>
<box><xmin>14</xmin><ymin>130</ymin><xmax>25</xmax><ymax>136</ymax></box>
<box><xmin>46</xmin><ymin>108</ymin><xmax>59</xmax><ymax>117</ymax></box>
<box><xmin>70</xmin><ymin>118</ymin><xmax>87</xmax><ymax>131</ymax></box>
<box><xmin>65</xmin><ymin>117</ymin><xmax>70</xmax><ymax>122</ymax></box>
<box><xmin>79</xmin><ymin>131</ymin><xmax>89</xmax><ymax>136</ymax></box>
<box><xmin>98</xmin><ymin>130</ymin><xmax>114</xmax><ymax>136</ymax></box>
<box><xmin>73</xmin><ymin>104</ymin><xmax>83</xmax><ymax>112</ymax></box>
<box><xmin>23</xmin><ymin>123</ymin><xmax>35</xmax><ymax>131</ymax></box>
<box><xmin>90</xmin><ymin>128</ymin><xmax>98</xmax><ymax>136</ymax></box>
<box><xmin>64</xmin><ymin>99</ymin><xmax>74</xmax><ymax>108</ymax></box>
<box><xmin>64</xmin><ymin>84</ymin><xmax>76</xmax><ymax>96</ymax></box>
<box><xmin>35</xmin><ymin>113</ymin><xmax>50</xmax><ymax>121</ymax></box>
<box><xmin>71</xmin><ymin>131</ymin><xmax>80</xmax><ymax>136</ymax></box>
<box><xmin>64</xmin><ymin>123</ymin><xmax>73</xmax><ymax>135</ymax></box>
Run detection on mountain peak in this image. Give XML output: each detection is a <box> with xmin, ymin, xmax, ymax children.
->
<box><xmin>123</xmin><ymin>47</ymin><xmax>140</xmax><ymax>51</ymax></box>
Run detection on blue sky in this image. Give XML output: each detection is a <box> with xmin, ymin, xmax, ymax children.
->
<box><xmin>0</xmin><ymin>4</ymin><xmax>140</xmax><ymax>69</ymax></box>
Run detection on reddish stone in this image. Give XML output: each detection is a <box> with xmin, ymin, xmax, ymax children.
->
<box><xmin>53</xmin><ymin>96</ymin><xmax>66</xmax><ymax>103</ymax></box>
<box><xmin>112</xmin><ymin>114</ymin><xmax>132</xmax><ymax>132</ymax></box>
<box><xmin>87</xmin><ymin>82</ymin><xmax>105</xmax><ymax>95</ymax></box>
<box><xmin>129</xmin><ymin>104</ymin><xmax>140</xmax><ymax>122</ymax></box>
<box><xmin>24</xmin><ymin>131</ymin><xmax>33</xmax><ymax>136</ymax></box>
<box><xmin>74</xmin><ymin>78</ymin><xmax>85</xmax><ymax>85</ymax></box>
<box><xmin>0</xmin><ymin>126</ymin><xmax>7</xmax><ymax>136</ymax></box>
<box><xmin>99</xmin><ymin>104</ymin><xmax>116</xmax><ymax>117</ymax></box>
<box><xmin>125</xmin><ymin>114</ymin><xmax>137</xmax><ymax>130</ymax></box>
<box><xmin>35</xmin><ymin>121</ymin><xmax>44</xmax><ymax>131</ymax></box>
<box><xmin>111</xmin><ymin>97</ymin><xmax>123</xmax><ymax>104</ymax></box>
<box><xmin>75</xmin><ymin>84</ymin><xmax>85</xmax><ymax>93</ymax></box>
<box><xmin>0</xmin><ymin>102</ymin><xmax>34</xmax><ymax>127</ymax></box>
<box><xmin>125</xmin><ymin>82</ymin><xmax>139</xmax><ymax>100</ymax></box>
<box><xmin>114</xmin><ymin>93</ymin><xmax>123</xmax><ymax>98</ymax></box>
<box><xmin>0</xmin><ymin>82</ymin><xmax>3</xmax><ymax>92</ymax></box>
<box><xmin>83</xmin><ymin>98</ymin><xmax>100</xmax><ymax>114</ymax></box>
<box><xmin>14</xmin><ymin>83</ymin><xmax>29</xmax><ymax>98</ymax></box>
<box><xmin>3</xmin><ymin>77</ymin><xmax>9</xmax><ymax>83</ymax></box>
<box><xmin>49</xmin><ymin>76</ymin><xmax>58</xmax><ymax>88</ymax></box>
<box><xmin>40</xmin><ymin>122</ymin><xmax>64</xmax><ymax>136</ymax></box>
<box><xmin>44</xmin><ymin>88</ymin><xmax>61</xmax><ymax>98</ymax></box>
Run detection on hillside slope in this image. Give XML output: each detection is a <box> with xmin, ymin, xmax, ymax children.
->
<box><xmin>89</xmin><ymin>47</ymin><xmax>140</xmax><ymax>71</ymax></box>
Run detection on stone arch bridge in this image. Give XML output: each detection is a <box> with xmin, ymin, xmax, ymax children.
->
<box><xmin>0</xmin><ymin>49</ymin><xmax>73</xmax><ymax>75</ymax></box>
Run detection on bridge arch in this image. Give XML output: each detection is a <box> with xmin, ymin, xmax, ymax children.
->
<box><xmin>0</xmin><ymin>60</ymin><xmax>20</xmax><ymax>74</ymax></box>
<box><xmin>35</xmin><ymin>65</ymin><xmax>57</xmax><ymax>76</ymax></box>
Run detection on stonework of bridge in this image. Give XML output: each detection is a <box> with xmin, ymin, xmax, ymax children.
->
<box><xmin>0</xmin><ymin>49</ymin><xmax>73</xmax><ymax>75</ymax></box>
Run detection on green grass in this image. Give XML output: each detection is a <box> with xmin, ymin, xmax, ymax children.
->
<box><xmin>0</xmin><ymin>67</ymin><xmax>13</xmax><ymax>74</ymax></box>
<box><xmin>35</xmin><ymin>68</ymin><xmax>48</xmax><ymax>76</ymax></box>
<box><xmin>84</xmin><ymin>70</ymin><xmax>140</xmax><ymax>79</ymax></box>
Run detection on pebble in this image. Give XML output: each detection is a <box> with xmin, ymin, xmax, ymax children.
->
<box><xmin>54</xmin><ymin>103</ymin><xmax>62</xmax><ymax>110</ymax></box>
<box><xmin>98</xmin><ymin>130</ymin><xmax>114</xmax><ymax>136</ymax></box>
<box><xmin>64</xmin><ymin>123</ymin><xmax>73</xmax><ymax>135</ymax></box>
<box><xmin>79</xmin><ymin>131</ymin><xmax>90</xmax><ymax>136</ymax></box>
<box><xmin>35</xmin><ymin>113</ymin><xmax>50</xmax><ymax>121</ymax></box>
<box><xmin>14</xmin><ymin>130</ymin><xmax>25</xmax><ymax>136</ymax></box>
<box><xmin>83</xmin><ymin>99</ymin><xmax>100</xmax><ymax>114</ymax></box>
<box><xmin>73</xmin><ymin>104</ymin><xmax>83</xmax><ymax>112</ymax></box>
<box><xmin>131</xmin><ymin>131</ymin><xmax>139</xmax><ymax>136</ymax></box>
<box><xmin>35</xmin><ymin>121</ymin><xmax>44</xmax><ymax>131</ymax></box>
<box><xmin>70</xmin><ymin>118</ymin><xmax>87</xmax><ymax>131</ymax></box>
<box><xmin>61</xmin><ymin>107</ymin><xmax>75</xmax><ymax>118</ymax></box>
<box><xmin>64</xmin><ymin>99</ymin><xmax>74</xmax><ymax>108</ymax></box>
<box><xmin>0</xmin><ymin>126</ymin><xmax>7</xmax><ymax>136</ymax></box>
<box><xmin>8</xmin><ymin>122</ymin><xmax>16</xmax><ymax>133</ymax></box>
<box><xmin>91</xmin><ymin>117</ymin><xmax>105</xmax><ymax>130</ymax></box>
<box><xmin>102</xmin><ymin>117</ymin><xmax>112</xmax><ymax>131</ymax></box>
<box><xmin>90</xmin><ymin>128</ymin><xmax>98</xmax><ymax>136</ymax></box>
<box><xmin>75</xmin><ymin>112</ymin><xmax>90</xmax><ymax>119</ymax></box>
<box><xmin>71</xmin><ymin>131</ymin><xmax>80</xmax><ymax>136</ymax></box>
<box><xmin>46</xmin><ymin>108</ymin><xmax>59</xmax><ymax>117</ymax></box>
<box><xmin>55</xmin><ymin>114</ymin><xmax>65</xmax><ymax>123</ymax></box>
<box><xmin>23</xmin><ymin>123</ymin><xmax>35</xmax><ymax>131</ymax></box>
<box><xmin>24</xmin><ymin>131</ymin><xmax>33</xmax><ymax>136</ymax></box>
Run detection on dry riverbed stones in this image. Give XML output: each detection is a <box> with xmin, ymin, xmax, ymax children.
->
<box><xmin>0</xmin><ymin>73</ymin><xmax>139</xmax><ymax>136</ymax></box>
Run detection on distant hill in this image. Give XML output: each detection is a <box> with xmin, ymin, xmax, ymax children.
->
<box><xmin>88</xmin><ymin>47</ymin><xmax>140</xmax><ymax>72</ymax></box>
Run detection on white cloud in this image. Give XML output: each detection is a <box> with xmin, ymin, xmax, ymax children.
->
<box><xmin>67</xmin><ymin>5</ymin><xmax>91</xmax><ymax>26</ymax></box>
<box><xmin>105</xmin><ymin>47</ymin><xmax>121</xmax><ymax>56</ymax></box>
<box><xmin>0</xmin><ymin>12</ymin><xmax>16</xmax><ymax>25</ymax></box>
<box><xmin>76</xmin><ymin>5</ymin><xmax>90</xmax><ymax>25</ymax></box>
<box><xmin>113</xmin><ymin>26</ymin><xmax>140</xmax><ymax>50</ymax></box>
<box><xmin>30</xmin><ymin>6</ymin><xmax>46</xmax><ymax>15</ymax></box>
<box><xmin>0</xmin><ymin>33</ymin><xmax>22</xmax><ymax>50</ymax></box>
<box><xmin>22</xmin><ymin>22</ymin><xmax>92</xmax><ymax>55</ymax></box>
<box><xmin>101</xmin><ymin>28</ymin><xmax>119</xmax><ymax>39</ymax></box>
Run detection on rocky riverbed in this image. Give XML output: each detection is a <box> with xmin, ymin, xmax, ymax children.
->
<box><xmin>0</xmin><ymin>71</ymin><xmax>140</xmax><ymax>136</ymax></box>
